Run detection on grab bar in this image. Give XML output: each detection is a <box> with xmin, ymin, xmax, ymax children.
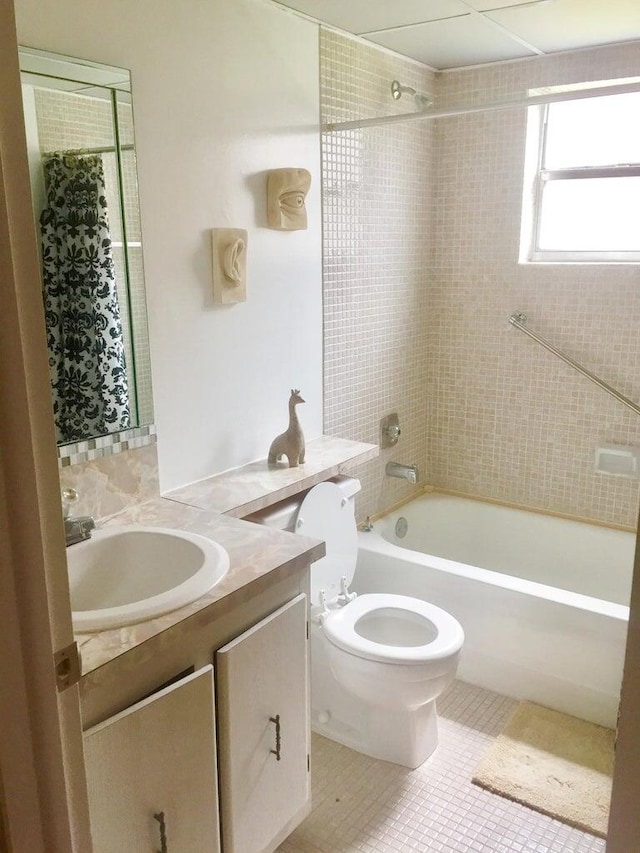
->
<box><xmin>508</xmin><ymin>312</ymin><xmax>640</xmax><ymax>418</ymax></box>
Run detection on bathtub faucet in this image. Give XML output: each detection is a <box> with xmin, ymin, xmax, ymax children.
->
<box><xmin>385</xmin><ymin>462</ymin><xmax>419</xmax><ymax>484</ymax></box>
<box><xmin>62</xmin><ymin>487</ymin><xmax>95</xmax><ymax>547</ymax></box>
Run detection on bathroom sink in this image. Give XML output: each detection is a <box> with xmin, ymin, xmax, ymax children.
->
<box><xmin>66</xmin><ymin>526</ymin><xmax>230</xmax><ymax>632</ymax></box>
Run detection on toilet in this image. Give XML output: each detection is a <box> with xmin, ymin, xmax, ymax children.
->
<box><xmin>251</xmin><ymin>476</ymin><xmax>464</xmax><ymax>768</ymax></box>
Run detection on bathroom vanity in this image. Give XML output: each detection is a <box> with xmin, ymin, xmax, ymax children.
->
<box><xmin>78</xmin><ymin>501</ymin><xmax>318</xmax><ymax>853</ymax></box>
<box><xmin>76</xmin><ymin>437</ymin><xmax>377</xmax><ymax>853</ymax></box>
<box><xmin>83</xmin><ymin>592</ymin><xmax>310</xmax><ymax>853</ymax></box>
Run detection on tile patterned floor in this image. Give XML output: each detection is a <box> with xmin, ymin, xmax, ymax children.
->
<box><xmin>278</xmin><ymin>681</ymin><xmax>607</xmax><ymax>853</ymax></box>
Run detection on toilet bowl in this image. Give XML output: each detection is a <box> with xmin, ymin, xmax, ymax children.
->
<box><xmin>251</xmin><ymin>477</ymin><xmax>464</xmax><ymax>768</ymax></box>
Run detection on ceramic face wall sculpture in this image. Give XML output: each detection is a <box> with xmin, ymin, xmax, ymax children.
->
<box><xmin>267</xmin><ymin>168</ymin><xmax>311</xmax><ymax>231</ymax></box>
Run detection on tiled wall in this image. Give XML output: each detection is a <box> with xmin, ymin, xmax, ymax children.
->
<box><xmin>430</xmin><ymin>42</ymin><xmax>640</xmax><ymax>527</ymax></box>
<box><xmin>321</xmin><ymin>31</ymin><xmax>640</xmax><ymax>528</ymax></box>
<box><xmin>321</xmin><ymin>30</ymin><xmax>435</xmax><ymax>523</ymax></box>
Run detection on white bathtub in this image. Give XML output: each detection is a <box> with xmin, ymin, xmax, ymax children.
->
<box><xmin>356</xmin><ymin>492</ymin><xmax>634</xmax><ymax>727</ymax></box>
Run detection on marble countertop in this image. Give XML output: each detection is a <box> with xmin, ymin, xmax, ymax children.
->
<box><xmin>165</xmin><ymin>435</ymin><xmax>378</xmax><ymax>518</ymax></box>
<box><xmin>76</xmin><ymin>497</ymin><xmax>325</xmax><ymax>677</ymax></box>
<box><xmin>75</xmin><ymin>436</ymin><xmax>377</xmax><ymax>682</ymax></box>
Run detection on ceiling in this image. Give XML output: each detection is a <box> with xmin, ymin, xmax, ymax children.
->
<box><xmin>272</xmin><ymin>0</ymin><xmax>640</xmax><ymax>70</ymax></box>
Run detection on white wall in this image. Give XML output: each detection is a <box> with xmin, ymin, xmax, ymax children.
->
<box><xmin>15</xmin><ymin>0</ymin><xmax>323</xmax><ymax>492</ymax></box>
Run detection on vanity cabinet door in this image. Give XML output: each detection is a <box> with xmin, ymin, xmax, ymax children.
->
<box><xmin>83</xmin><ymin>665</ymin><xmax>220</xmax><ymax>852</ymax></box>
<box><xmin>216</xmin><ymin>593</ymin><xmax>310</xmax><ymax>853</ymax></box>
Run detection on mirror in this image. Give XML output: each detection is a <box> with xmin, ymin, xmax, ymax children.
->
<box><xmin>19</xmin><ymin>48</ymin><xmax>153</xmax><ymax>447</ymax></box>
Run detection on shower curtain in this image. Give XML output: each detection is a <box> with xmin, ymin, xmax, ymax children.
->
<box><xmin>40</xmin><ymin>153</ymin><xmax>130</xmax><ymax>443</ymax></box>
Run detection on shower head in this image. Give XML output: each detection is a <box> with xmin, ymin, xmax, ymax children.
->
<box><xmin>391</xmin><ymin>80</ymin><xmax>432</xmax><ymax>111</ymax></box>
<box><xmin>414</xmin><ymin>93</ymin><xmax>432</xmax><ymax>110</ymax></box>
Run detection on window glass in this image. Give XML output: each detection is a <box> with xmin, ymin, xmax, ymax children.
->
<box><xmin>538</xmin><ymin>176</ymin><xmax>640</xmax><ymax>252</ymax></box>
<box><xmin>544</xmin><ymin>93</ymin><xmax>640</xmax><ymax>170</ymax></box>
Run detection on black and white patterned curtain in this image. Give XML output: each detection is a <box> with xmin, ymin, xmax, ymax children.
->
<box><xmin>40</xmin><ymin>153</ymin><xmax>130</xmax><ymax>443</ymax></box>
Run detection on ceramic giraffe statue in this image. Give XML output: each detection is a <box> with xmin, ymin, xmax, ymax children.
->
<box><xmin>268</xmin><ymin>389</ymin><xmax>306</xmax><ymax>468</ymax></box>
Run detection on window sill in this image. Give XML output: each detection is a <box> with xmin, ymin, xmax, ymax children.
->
<box><xmin>523</xmin><ymin>254</ymin><xmax>640</xmax><ymax>266</ymax></box>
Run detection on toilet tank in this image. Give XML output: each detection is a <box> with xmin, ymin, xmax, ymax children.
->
<box><xmin>245</xmin><ymin>476</ymin><xmax>361</xmax><ymax>531</ymax></box>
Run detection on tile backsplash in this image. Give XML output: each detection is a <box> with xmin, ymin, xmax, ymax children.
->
<box><xmin>321</xmin><ymin>30</ymin><xmax>640</xmax><ymax>528</ymax></box>
<box><xmin>57</xmin><ymin>423</ymin><xmax>157</xmax><ymax>468</ymax></box>
<box><xmin>59</xmin><ymin>442</ymin><xmax>159</xmax><ymax>522</ymax></box>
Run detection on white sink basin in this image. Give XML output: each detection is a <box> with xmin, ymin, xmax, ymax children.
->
<box><xmin>67</xmin><ymin>526</ymin><xmax>229</xmax><ymax>632</ymax></box>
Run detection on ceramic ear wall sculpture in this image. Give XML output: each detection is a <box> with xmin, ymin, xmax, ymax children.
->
<box><xmin>211</xmin><ymin>228</ymin><xmax>247</xmax><ymax>304</ymax></box>
<box><xmin>267</xmin><ymin>168</ymin><xmax>311</xmax><ymax>231</ymax></box>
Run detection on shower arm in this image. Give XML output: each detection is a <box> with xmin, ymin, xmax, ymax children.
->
<box><xmin>509</xmin><ymin>313</ymin><xmax>640</xmax><ymax>418</ymax></box>
<box><xmin>323</xmin><ymin>80</ymin><xmax>640</xmax><ymax>133</ymax></box>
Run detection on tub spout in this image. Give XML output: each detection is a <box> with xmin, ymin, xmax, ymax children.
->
<box><xmin>386</xmin><ymin>462</ymin><xmax>419</xmax><ymax>484</ymax></box>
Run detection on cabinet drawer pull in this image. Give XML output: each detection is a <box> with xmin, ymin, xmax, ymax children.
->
<box><xmin>269</xmin><ymin>714</ymin><xmax>281</xmax><ymax>761</ymax></box>
<box><xmin>154</xmin><ymin>810</ymin><xmax>168</xmax><ymax>853</ymax></box>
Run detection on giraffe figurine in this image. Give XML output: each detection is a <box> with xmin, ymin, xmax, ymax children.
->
<box><xmin>268</xmin><ymin>389</ymin><xmax>306</xmax><ymax>468</ymax></box>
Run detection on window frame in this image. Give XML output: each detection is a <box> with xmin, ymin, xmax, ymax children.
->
<box><xmin>527</xmin><ymin>99</ymin><xmax>640</xmax><ymax>264</ymax></box>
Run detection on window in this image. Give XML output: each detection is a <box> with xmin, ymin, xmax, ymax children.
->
<box><xmin>522</xmin><ymin>90</ymin><xmax>640</xmax><ymax>263</ymax></box>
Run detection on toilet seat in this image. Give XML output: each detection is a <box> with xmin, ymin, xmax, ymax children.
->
<box><xmin>322</xmin><ymin>593</ymin><xmax>464</xmax><ymax>664</ymax></box>
<box><xmin>295</xmin><ymin>480</ymin><xmax>359</xmax><ymax>605</ymax></box>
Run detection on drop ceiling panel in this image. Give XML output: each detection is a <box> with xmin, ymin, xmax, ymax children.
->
<box><xmin>487</xmin><ymin>0</ymin><xmax>640</xmax><ymax>53</ymax></box>
<box><xmin>274</xmin><ymin>0</ymin><xmax>469</xmax><ymax>35</ymax></box>
<box><xmin>273</xmin><ymin>0</ymin><xmax>640</xmax><ymax>70</ymax></box>
<box><xmin>464</xmin><ymin>0</ymin><xmax>549</xmax><ymax>9</ymax></box>
<box><xmin>367</xmin><ymin>14</ymin><xmax>538</xmax><ymax>69</ymax></box>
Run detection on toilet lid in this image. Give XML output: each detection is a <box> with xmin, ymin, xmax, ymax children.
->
<box><xmin>295</xmin><ymin>482</ymin><xmax>358</xmax><ymax>606</ymax></box>
<box><xmin>322</xmin><ymin>593</ymin><xmax>465</xmax><ymax>664</ymax></box>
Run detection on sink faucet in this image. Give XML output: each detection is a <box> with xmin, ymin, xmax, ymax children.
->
<box><xmin>385</xmin><ymin>462</ymin><xmax>419</xmax><ymax>485</ymax></box>
<box><xmin>62</xmin><ymin>488</ymin><xmax>95</xmax><ymax>547</ymax></box>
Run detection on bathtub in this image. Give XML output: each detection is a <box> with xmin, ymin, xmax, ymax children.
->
<box><xmin>355</xmin><ymin>492</ymin><xmax>634</xmax><ymax>728</ymax></box>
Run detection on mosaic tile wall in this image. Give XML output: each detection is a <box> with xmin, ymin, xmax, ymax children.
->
<box><xmin>322</xmin><ymin>31</ymin><xmax>640</xmax><ymax>528</ymax></box>
<box><xmin>321</xmin><ymin>29</ymin><xmax>436</xmax><ymax>523</ymax></box>
<box><xmin>430</xmin><ymin>42</ymin><xmax>640</xmax><ymax>527</ymax></box>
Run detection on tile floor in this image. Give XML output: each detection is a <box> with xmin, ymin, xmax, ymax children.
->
<box><xmin>278</xmin><ymin>681</ymin><xmax>607</xmax><ymax>853</ymax></box>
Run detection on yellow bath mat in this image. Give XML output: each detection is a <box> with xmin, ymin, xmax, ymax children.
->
<box><xmin>472</xmin><ymin>701</ymin><xmax>615</xmax><ymax>838</ymax></box>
